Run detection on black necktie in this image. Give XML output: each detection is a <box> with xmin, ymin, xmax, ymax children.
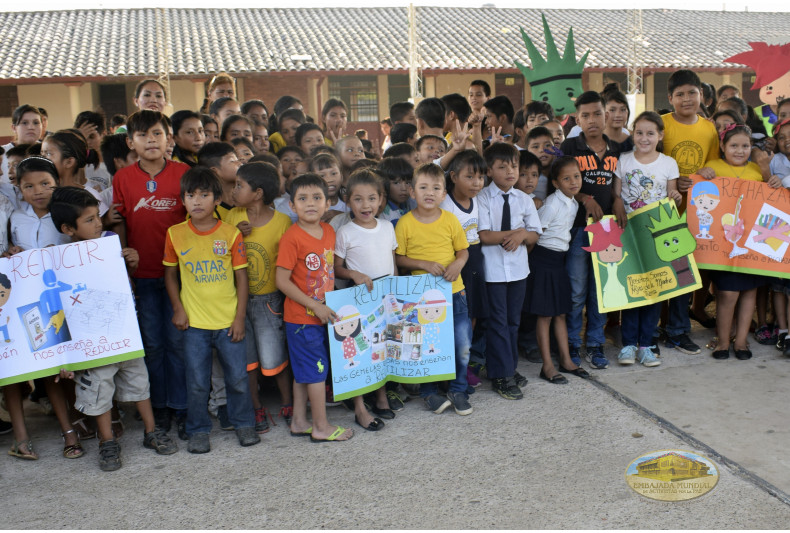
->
<box><xmin>501</xmin><ymin>193</ymin><xmax>511</xmax><ymax>231</ymax></box>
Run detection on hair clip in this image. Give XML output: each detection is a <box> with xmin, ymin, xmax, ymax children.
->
<box><xmin>719</xmin><ymin>123</ymin><xmax>738</xmax><ymax>142</ymax></box>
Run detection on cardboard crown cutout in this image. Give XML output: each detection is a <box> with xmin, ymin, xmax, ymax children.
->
<box><xmin>725</xmin><ymin>42</ymin><xmax>790</xmax><ymax>129</ymax></box>
<box><xmin>515</xmin><ymin>14</ymin><xmax>589</xmax><ymax>116</ymax></box>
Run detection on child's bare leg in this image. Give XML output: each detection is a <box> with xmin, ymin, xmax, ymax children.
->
<box><xmin>734</xmin><ymin>289</ymin><xmax>758</xmax><ymax>350</ymax></box>
<box><xmin>536</xmin><ymin>316</ymin><xmax>558</xmax><ymax>376</ymax></box>
<box><xmin>136</xmin><ymin>398</ymin><xmax>156</xmax><ymax>434</ymax></box>
<box><xmin>95</xmin><ymin>410</ymin><xmax>114</xmax><ymax>442</ymax></box>
<box><xmin>43</xmin><ymin>377</ymin><xmax>78</xmax><ymax>447</ymax></box>
<box><xmin>774</xmin><ymin>292</ymin><xmax>788</xmax><ymax>331</ymax></box>
<box><xmin>353</xmin><ymin>395</ymin><xmax>373</xmax><ymax>427</ymax></box>
<box><xmin>307</xmin><ymin>381</ymin><xmax>352</xmax><ymax>440</ymax></box>
<box><xmin>248</xmin><ymin>370</ymin><xmax>261</xmax><ymax>410</ymax></box>
<box><xmin>715</xmin><ymin>290</ymin><xmax>739</xmax><ymax>351</ymax></box>
<box><xmin>756</xmin><ymin>286</ymin><xmax>769</xmax><ymax>326</ymax></box>
<box><xmin>3</xmin><ymin>383</ymin><xmax>30</xmax><ymax>445</ymax></box>
<box><xmin>274</xmin><ymin>369</ymin><xmax>292</xmax><ymax>407</ymax></box>
<box><xmin>290</xmin><ymin>380</ymin><xmax>310</xmax><ymax>432</ymax></box>
<box><xmin>374</xmin><ymin>386</ymin><xmax>388</xmax><ymax>410</ymax></box>
<box><xmin>553</xmin><ymin>315</ymin><xmax>578</xmax><ymax>370</ymax></box>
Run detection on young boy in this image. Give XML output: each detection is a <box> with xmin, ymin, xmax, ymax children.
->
<box><xmin>112</xmin><ymin>110</ymin><xmax>190</xmax><ymax>435</ymax></box>
<box><xmin>275</xmin><ymin>173</ymin><xmax>353</xmax><ymax>441</ymax></box>
<box><xmin>198</xmin><ymin>141</ymin><xmax>241</xmax><ymax>219</ymax></box>
<box><xmin>467</xmin><ymin>80</ymin><xmax>491</xmax><ymax>121</ymax></box>
<box><xmin>390</xmin><ymin>123</ymin><xmax>418</xmax><ymax>146</ymax></box>
<box><xmin>477</xmin><ymin>143</ymin><xmax>541</xmax><ymax>400</ymax></box>
<box><xmin>560</xmin><ymin>91</ymin><xmax>626</xmax><ymax>370</ymax></box>
<box><xmin>416</xmin><ymin>135</ymin><xmax>447</xmax><ymax>165</ymax></box>
<box><xmin>390</xmin><ymin>101</ymin><xmax>417</xmax><ymax>126</ymax></box>
<box><xmin>483</xmin><ymin>96</ymin><xmax>516</xmax><ymax>143</ymax></box>
<box><xmin>163</xmin><ymin>167</ymin><xmax>259</xmax><ymax>453</ymax></box>
<box><xmin>525</xmin><ymin>126</ymin><xmax>557</xmax><ymax>201</ymax></box>
<box><xmin>525</xmin><ymin>101</ymin><xmax>554</xmax><ymax>131</ymax></box>
<box><xmin>415</xmin><ymin>97</ymin><xmax>446</xmax><ymax>138</ymax></box>
<box><xmin>50</xmin><ymin>187</ymin><xmax>177</xmax><ymax>471</ymax></box>
<box><xmin>395</xmin><ymin>163</ymin><xmax>474</xmax><ymax>415</ymax></box>
<box><xmin>517</xmin><ymin>150</ymin><xmax>543</xmax><ymax>210</ymax></box>
<box><xmin>661</xmin><ymin>69</ymin><xmax>719</xmax><ymax>355</ymax></box>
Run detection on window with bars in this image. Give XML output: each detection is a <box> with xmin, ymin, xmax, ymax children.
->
<box><xmin>0</xmin><ymin>86</ymin><xmax>19</xmax><ymax>117</ymax></box>
<box><xmin>329</xmin><ymin>76</ymin><xmax>378</xmax><ymax>122</ymax></box>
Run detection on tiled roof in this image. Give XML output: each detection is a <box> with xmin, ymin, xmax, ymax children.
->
<box><xmin>0</xmin><ymin>7</ymin><xmax>786</xmax><ymax>80</ymax></box>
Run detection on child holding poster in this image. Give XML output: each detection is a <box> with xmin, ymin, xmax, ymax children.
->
<box><xmin>616</xmin><ymin>112</ymin><xmax>682</xmax><ymax>367</ymax></box>
<box><xmin>697</xmin><ymin>124</ymin><xmax>768</xmax><ymax>360</ymax></box>
<box><xmin>334</xmin><ymin>169</ymin><xmax>398</xmax><ymax>430</ymax></box>
<box><xmin>767</xmin><ymin>119</ymin><xmax>790</xmax><ymax>355</ymax></box>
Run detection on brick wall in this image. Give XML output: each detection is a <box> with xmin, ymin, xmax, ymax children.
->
<box><xmin>241</xmin><ymin>74</ymin><xmax>312</xmax><ymax>117</ymax></box>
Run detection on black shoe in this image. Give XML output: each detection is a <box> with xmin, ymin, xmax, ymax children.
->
<box><xmin>188</xmin><ymin>433</ymin><xmax>211</xmax><ymax>454</ymax></box>
<box><xmin>784</xmin><ymin>337</ymin><xmax>790</xmax><ymax>357</ymax></box>
<box><xmin>0</xmin><ymin>419</ymin><xmax>12</xmax><ymax>435</ymax></box>
<box><xmin>650</xmin><ymin>337</ymin><xmax>661</xmax><ymax>356</ymax></box>
<box><xmin>513</xmin><ymin>371</ymin><xmax>528</xmax><ymax>388</ymax></box>
<box><xmin>152</xmin><ymin>407</ymin><xmax>171</xmax><ymax>432</ymax></box>
<box><xmin>99</xmin><ymin>439</ymin><xmax>122</xmax><ymax>472</ymax></box>
<box><xmin>734</xmin><ymin>348</ymin><xmax>752</xmax><ymax>360</ymax></box>
<box><xmin>689</xmin><ymin>309</ymin><xmax>716</xmax><ymax>329</ymax></box>
<box><xmin>217</xmin><ymin>405</ymin><xmax>234</xmax><ymax>431</ymax></box>
<box><xmin>143</xmin><ymin>428</ymin><xmax>178</xmax><ymax>455</ymax></box>
<box><xmin>712</xmin><ymin>349</ymin><xmax>730</xmax><ymax>360</ymax></box>
<box><xmin>558</xmin><ymin>365</ymin><xmax>591</xmax><ymax>379</ymax></box>
<box><xmin>371</xmin><ymin>405</ymin><xmax>395</xmax><ymax>420</ymax></box>
<box><xmin>491</xmin><ymin>378</ymin><xmax>523</xmax><ymax>400</ymax></box>
<box><xmin>175</xmin><ymin>415</ymin><xmax>188</xmax><ymax>441</ymax></box>
<box><xmin>665</xmin><ymin>333</ymin><xmax>701</xmax><ymax>355</ymax></box>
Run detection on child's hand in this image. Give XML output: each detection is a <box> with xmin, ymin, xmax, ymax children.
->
<box><xmin>172</xmin><ymin>307</ymin><xmax>189</xmax><ymax>331</ymax></box>
<box><xmin>76</xmin><ymin>121</ymin><xmax>99</xmax><ymax>145</ymax></box>
<box><xmin>420</xmin><ymin>260</ymin><xmax>446</xmax><ymax>277</ymax></box>
<box><xmin>764</xmin><ymin>138</ymin><xmax>778</xmax><ymax>153</ymax></box>
<box><xmin>54</xmin><ymin>369</ymin><xmax>74</xmax><ymax>383</ymax></box>
<box><xmin>612</xmin><ymin>198</ymin><xmax>628</xmax><ymax>229</ymax></box>
<box><xmin>236</xmin><ymin>221</ymin><xmax>252</xmax><ymax>237</ymax></box>
<box><xmin>467</xmin><ymin>113</ymin><xmax>483</xmax><ymax>128</ymax></box>
<box><xmin>501</xmin><ymin>229</ymin><xmax>526</xmax><ymax>252</ymax></box>
<box><xmin>350</xmin><ymin>271</ymin><xmax>374</xmax><ymax>291</ymax></box>
<box><xmin>751</xmin><ymin>146</ymin><xmax>771</xmax><ymax>165</ymax></box>
<box><xmin>443</xmin><ymin>260</ymin><xmax>463</xmax><ymax>282</ymax></box>
<box><xmin>451</xmin><ymin>120</ymin><xmax>469</xmax><ymax>152</ymax></box>
<box><xmin>4</xmin><ymin>245</ymin><xmax>23</xmax><ymax>257</ymax></box>
<box><xmin>583</xmin><ymin>197</ymin><xmax>604</xmax><ymax>222</ymax></box>
<box><xmin>668</xmin><ymin>189</ymin><xmax>684</xmax><ymax>203</ymax></box>
<box><xmin>696</xmin><ymin>168</ymin><xmax>716</xmax><ymax>180</ymax></box>
<box><xmin>490</xmin><ymin>126</ymin><xmax>505</xmax><ymax>144</ymax></box>
<box><xmin>310</xmin><ymin>302</ymin><xmax>338</xmax><ymax>325</ymax></box>
<box><xmin>106</xmin><ymin>204</ymin><xmax>124</xmax><ymax>224</ymax></box>
<box><xmin>121</xmin><ymin>248</ymin><xmax>139</xmax><ymax>273</ymax></box>
<box><xmin>677</xmin><ymin>176</ymin><xmax>693</xmax><ymax>191</ymax></box>
<box><xmin>228</xmin><ymin>316</ymin><xmax>246</xmax><ymax>342</ymax></box>
<box><xmin>767</xmin><ymin>175</ymin><xmax>783</xmax><ymax>188</ymax></box>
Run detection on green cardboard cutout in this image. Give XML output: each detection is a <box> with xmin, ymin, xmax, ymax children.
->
<box><xmin>515</xmin><ymin>14</ymin><xmax>589</xmax><ymax>116</ymax></box>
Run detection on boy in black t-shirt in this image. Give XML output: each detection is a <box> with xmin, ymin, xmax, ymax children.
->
<box><xmin>560</xmin><ymin>91</ymin><xmax>626</xmax><ymax>371</ymax></box>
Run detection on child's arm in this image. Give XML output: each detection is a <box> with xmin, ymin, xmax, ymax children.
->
<box><xmin>696</xmin><ymin>167</ymin><xmax>716</xmax><ymax>180</ymax></box>
<box><xmin>275</xmin><ymin>266</ymin><xmax>338</xmax><ymax>324</ymax></box>
<box><xmin>334</xmin><ymin>254</ymin><xmax>373</xmax><ymax>291</ymax></box>
<box><xmin>236</xmin><ymin>221</ymin><xmax>252</xmax><ymax>237</ymax></box>
<box><xmin>752</xmin><ymin>146</ymin><xmax>773</xmax><ymax>180</ymax></box>
<box><xmin>575</xmin><ymin>193</ymin><xmax>604</xmax><ymax>223</ymax></box>
<box><xmin>612</xmin><ymin>176</ymin><xmax>627</xmax><ymax>229</ymax></box>
<box><xmin>164</xmin><ymin>265</ymin><xmax>189</xmax><ymax>331</ymax></box>
<box><xmin>121</xmin><ymin>247</ymin><xmax>139</xmax><ymax>275</ymax></box>
<box><xmin>438</xmin><ymin>121</ymin><xmax>470</xmax><ymax>170</ymax></box>
<box><xmin>229</xmin><ymin>268</ymin><xmax>248</xmax><ymax>342</ymax></box>
<box><xmin>666</xmin><ymin>179</ymin><xmax>683</xmax><ymax>203</ymax></box>
<box><xmin>395</xmin><ymin>253</ymin><xmax>446</xmax><ymax>277</ymax></box>
<box><xmin>468</xmin><ymin>113</ymin><xmax>484</xmax><ymax>154</ymax></box>
<box><xmin>442</xmin><ymin>248</ymin><xmax>468</xmax><ymax>283</ymax></box>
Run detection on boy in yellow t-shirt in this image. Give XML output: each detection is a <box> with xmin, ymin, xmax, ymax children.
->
<box><xmin>395</xmin><ymin>163</ymin><xmax>473</xmax><ymax>416</ymax></box>
<box><xmin>163</xmin><ymin>167</ymin><xmax>259</xmax><ymax>453</ymax></box>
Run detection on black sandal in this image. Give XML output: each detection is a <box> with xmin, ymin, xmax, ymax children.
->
<box><xmin>558</xmin><ymin>365</ymin><xmax>590</xmax><ymax>379</ymax></box>
<box><xmin>712</xmin><ymin>349</ymin><xmax>730</xmax><ymax>360</ymax></box>
<box><xmin>539</xmin><ymin>369</ymin><xmax>568</xmax><ymax>385</ymax></box>
<box><xmin>354</xmin><ymin>415</ymin><xmax>385</xmax><ymax>431</ymax></box>
<box><xmin>734</xmin><ymin>348</ymin><xmax>752</xmax><ymax>360</ymax></box>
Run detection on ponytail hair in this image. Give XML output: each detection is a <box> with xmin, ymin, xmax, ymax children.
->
<box><xmin>47</xmin><ymin>129</ymin><xmax>99</xmax><ymax>172</ymax></box>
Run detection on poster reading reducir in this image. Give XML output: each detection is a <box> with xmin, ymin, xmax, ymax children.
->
<box><xmin>325</xmin><ymin>274</ymin><xmax>456</xmax><ymax>400</ymax></box>
<box><xmin>0</xmin><ymin>236</ymin><xmax>145</xmax><ymax>386</ymax></box>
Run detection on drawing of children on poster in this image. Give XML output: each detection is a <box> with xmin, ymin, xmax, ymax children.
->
<box><xmin>0</xmin><ymin>273</ymin><xmax>13</xmax><ymax>343</ymax></box>
<box><xmin>333</xmin><ymin>304</ymin><xmax>363</xmax><ymax>369</ymax></box>
<box><xmin>690</xmin><ymin>181</ymin><xmax>721</xmax><ymax>239</ymax></box>
<box><xmin>584</xmin><ymin>218</ymin><xmax>629</xmax><ymax>309</ymax></box>
<box><xmin>416</xmin><ymin>289</ymin><xmax>449</xmax><ymax>355</ymax></box>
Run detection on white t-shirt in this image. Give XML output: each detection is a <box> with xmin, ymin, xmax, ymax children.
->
<box><xmin>85</xmin><ymin>162</ymin><xmax>113</xmax><ymax>193</ymax></box>
<box><xmin>616</xmin><ymin>151</ymin><xmax>679</xmax><ymax>214</ymax></box>
<box><xmin>335</xmin><ymin>218</ymin><xmax>397</xmax><ymax>280</ymax></box>
<box><xmin>440</xmin><ymin>194</ymin><xmax>480</xmax><ymax>245</ymax></box>
<box><xmin>274</xmin><ymin>193</ymin><xmax>298</xmax><ymax>223</ymax></box>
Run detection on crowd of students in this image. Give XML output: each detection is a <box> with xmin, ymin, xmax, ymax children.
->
<box><xmin>1</xmin><ymin>67</ymin><xmax>788</xmax><ymax>472</ymax></box>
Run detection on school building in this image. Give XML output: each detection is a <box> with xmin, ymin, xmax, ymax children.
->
<box><xmin>0</xmin><ymin>7</ymin><xmax>787</xmax><ymax>146</ymax></box>
<box><xmin>635</xmin><ymin>452</ymin><xmax>712</xmax><ymax>482</ymax></box>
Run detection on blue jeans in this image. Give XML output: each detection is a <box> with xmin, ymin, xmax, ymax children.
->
<box><xmin>134</xmin><ymin>277</ymin><xmax>186</xmax><ymax>411</ymax></box>
<box><xmin>664</xmin><ymin>293</ymin><xmax>691</xmax><ymax>337</ymax></box>
<box><xmin>566</xmin><ymin>227</ymin><xmax>606</xmax><ymax>348</ymax></box>
<box><xmin>621</xmin><ymin>303</ymin><xmax>661</xmax><ymax>347</ymax></box>
<box><xmin>183</xmin><ymin>327</ymin><xmax>255</xmax><ymax>435</ymax></box>
<box><xmin>484</xmin><ymin>279</ymin><xmax>527</xmax><ymax>379</ymax></box>
<box><xmin>420</xmin><ymin>291</ymin><xmax>471</xmax><ymax>396</ymax></box>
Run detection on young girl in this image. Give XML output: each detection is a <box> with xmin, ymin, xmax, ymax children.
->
<box><xmin>171</xmin><ymin>110</ymin><xmax>205</xmax><ymax>167</ymax></box>
<box><xmin>616</xmin><ymin>111</ymin><xmax>682</xmax><ymax>366</ymax></box>
<box><xmin>698</xmin><ymin>124</ymin><xmax>769</xmax><ymax>360</ymax></box>
<box><xmin>74</xmin><ymin>111</ymin><xmax>112</xmax><ymax>192</ymax></box>
<box><xmin>227</xmin><ymin>161</ymin><xmax>294</xmax><ymax>432</ymax></box>
<box><xmin>231</xmin><ymin>138</ymin><xmax>256</xmax><ymax>164</ymax></box>
<box><xmin>252</xmin><ymin>119</ymin><xmax>270</xmax><ymax>154</ymax></box>
<box><xmin>201</xmin><ymin>72</ymin><xmax>236</xmax><ymax>114</ymax></box>
<box><xmin>133</xmin><ymin>79</ymin><xmax>167</xmax><ymax>113</ymax></box>
<box><xmin>242</xmin><ymin>99</ymin><xmax>268</xmax><ymax>125</ymax></box>
<box><xmin>524</xmin><ymin>156</ymin><xmax>589</xmax><ymax>382</ymax></box>
<box><xmin>711</xmin><ymin>110</ymin><xmax>744</xmax><ymax>135</ymax></box>
<box><xmin>440</xmin><ymin>150</ymin><xmax>487</xmax><ymax>387</ymax></box>
<box><xmin>321</xmin><ymin>98</ymin><xmax>348</xmax><ymax>145</ymax></box>
<box><xmin>269</xmin><ymin>109</ymin><xmax>306</xmax><ymax>154</ymax></box>
<box><xmin>201</xmin><ymin>114</ymin><xmax>220</xmax><ymax>143</ymax></box>
<box><xmin>2</xmin><ymin>105</ymin><xmax>43</xmax><ymax>182</ymax></box>
<box><xmin>296</xmin><ymin>123</ymin><xmax>326</xmax><ymax>155</ymax></box>
<box><xmin>4</xmin><ymin>157</ymin><xmax>84</xmax><ymax>460</ymax></box>
<box><xmin>334</xmin><ymin>169</ymin><xmax>398</xmax><ymax>431</ymax></box>
<box><xmin>335</xmin><ymin>135</ymin><xmax>366</xmax><ymax>181</ymax></box>
<box><xmin>209</xmin><ymin>97</ymin><xmax>242</xmax><ymax>128</ymax></box>
<box><xmin>309</xmin><ymin>153</ymin><xmax>345</xmax><ymax>221</ymax></box>
<box><xmin>221</xmin><ymin>115</ymin><xmax>253</xmax><ymax>144</ymax></box>
<box><xmin>540</xmin><ymin>119</ymin><xmax>565</xmax><ymax>146</ymax></box>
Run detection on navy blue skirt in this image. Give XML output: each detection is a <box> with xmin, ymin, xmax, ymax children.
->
<box><xmin>461</xmin><ymin>243</ymin><xmax>488</xmax><ymax>319</ymax></box>
<box><xmin>525</xmin><ymin>245</ymin><xmax>571</xmax><ymax>317</ymax></box>
<box><xmin>710</xmin><ymin>270</ymin><xmax>767</xmax><ymax>292</ymax></box>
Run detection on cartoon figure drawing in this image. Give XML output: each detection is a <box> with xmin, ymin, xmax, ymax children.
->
<box><xmin>416</xmin><ymin>289</ymin><xmax>449</xmax><ymax>355</ymax></box>
<box><xmin>721</xmin><ymin>195</ymin><xmax>748</xmax><ymax>258</ymax></box>
<box><xmin>584</xmin><ymin>218</ymin><xmax>629</xmax><ymax>309</ymax></box>
<box><xmin>333</xmin><ymin>305</ymin><xmax>363</xmax><ymax>369</ymax></box>
<box><xmin>690</xmin><ymin>181</ymin><xmax>721</xmax><ymax>240</ymax></box>
<box><xmin>515</xmin><ymin>14</ymin><xmax>589</xmax><ymax>117</ymax></box>
<box><xmin>646</xmin><ymin>202</ymin><xmax>698</xmax><ymax>287</ymax></box>
<box><xmin>726</xmin><ymin>43</ymin><xmax>790</xmax><ymax>133</ymax></box>
<box><xmin>40</xmin><ymin>269</ymin><xmax>72</xmax><ymax>334</ymax></box>
<box><xmin>0</xmin><ymin>273</ymin><xmax>13</xmax><ymax>343</ymax></box>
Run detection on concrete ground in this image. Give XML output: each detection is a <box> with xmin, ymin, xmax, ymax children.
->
<box><xmin>1</xmin><ymin>324</ymin><xmax>789</xmax><ymax>529</ymax></box>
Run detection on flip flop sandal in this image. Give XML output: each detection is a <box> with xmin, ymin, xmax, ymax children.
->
<box><xmin>355</xmin><ymin>415</ymin><xmax>385</xmax><ymax>431</ymax></box>
<box><xmin>62</xmin><ymin>429</ymin><xmax>85</xmax><ymax>459</ymax></box>
<box><xmin>8</xmin><ymin>439</ymin><xmax>38</xmax><ymax>460</ymax></box>
<box><xmin>289</xmin><ymin>427</ymin><xmax>312</xmax><ymax>437</ymax></box>
<box><xmin>310</xmin><ymin>426</ymin><xmax>354</xmax><ymax>443</ymax></box>
<box><xmin>71</xmin><ymin>417</ymin><xmax>97</xmax><ymax>440</ymax></box>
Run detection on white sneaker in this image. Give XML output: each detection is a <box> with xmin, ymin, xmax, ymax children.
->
<box><xmin>637</xmin><ymin>347</ymin><xmax>661</xmax><ymax>367</ymax></box>
<box><xmin>618</xmin><ymin>345</ymin><xmax>637</xmax><ymax>365</ymax></box>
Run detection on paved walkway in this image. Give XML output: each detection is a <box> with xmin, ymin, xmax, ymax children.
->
<box><xmin>1</xmin><ymin>325</ymin><xmax>788</xmax><ymax>529</ymax></box>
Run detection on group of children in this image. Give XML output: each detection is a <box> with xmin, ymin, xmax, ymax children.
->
<box><xmin>1</xmin><ymin>67</ymin><xmax>788</xmax><ymax>471</ymax></box>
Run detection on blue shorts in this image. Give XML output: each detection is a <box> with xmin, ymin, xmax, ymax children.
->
<box><xmin>285</xmin><ymin>322</ymin><xmax>329</xmax><ymax>384</ymax></box>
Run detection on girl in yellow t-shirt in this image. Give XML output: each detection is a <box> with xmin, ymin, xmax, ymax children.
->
<box><xmin>227</xmin><ymin>161</ymin><xmax>293</xmax><ymax>432</ymax></box>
